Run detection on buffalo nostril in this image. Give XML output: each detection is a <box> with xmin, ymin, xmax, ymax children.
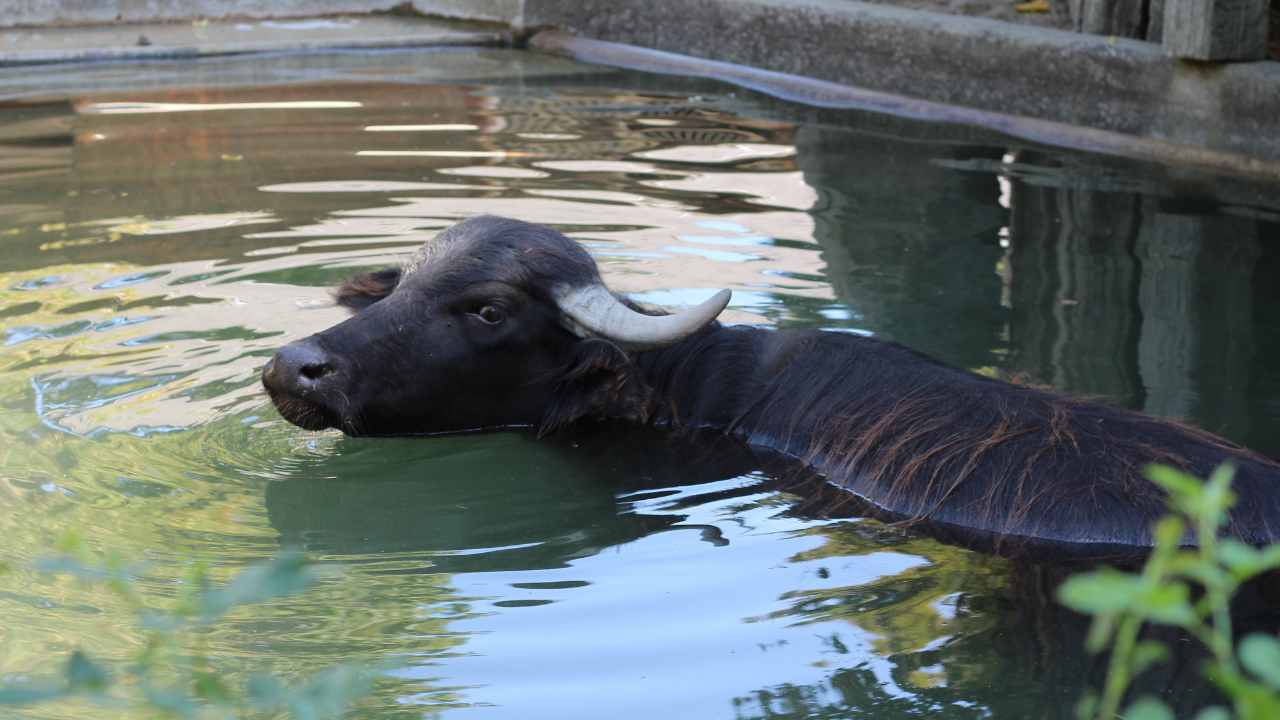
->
<box><xmin>300</xmin><ymin>362</ymin><xmax>334</xmax><ymax>381</ymax></box>
<box><xmin>267</xmin><ymin>341</ymin><xmax>338</xmax><ymax>394</ymax></box>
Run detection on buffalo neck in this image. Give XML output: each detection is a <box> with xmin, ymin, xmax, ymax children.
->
<box><xmin>630</xmin><ymin>324</ymin><xmax>782</xmax><ymax>441</ymax></box>
<box><xmin>630</xmin><ymin>324</ymin><xmax>885</xmax><ymax>460</ymax></box>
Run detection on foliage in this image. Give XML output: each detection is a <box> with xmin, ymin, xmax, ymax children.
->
<box><xmin>1057</xmin><ymin>465</ymin><xmax>1280</xmax><ymax>720</ymax></box>
<box><xmin>0</xmin><ymin>532</ymin><xmax>375</xmax><ymax>719</ymax></box>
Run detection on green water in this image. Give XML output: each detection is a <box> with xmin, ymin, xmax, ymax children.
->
<box><xmin>1</xmin><ymin>47</ymin><xmax>1279</xmax><ymax>719</ymax></box>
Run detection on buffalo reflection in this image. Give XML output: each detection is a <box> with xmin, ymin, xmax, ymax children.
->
<box><xmin>263</xmin><ymin>426</ymin><xmax>761</xmax><ymax>572</ymax></box>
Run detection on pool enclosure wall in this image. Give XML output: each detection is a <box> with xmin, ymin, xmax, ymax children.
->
<box><xmin>2</xmin><ymin>0</ymin><xmax>1277</xmax><ymax>174</ymax></box>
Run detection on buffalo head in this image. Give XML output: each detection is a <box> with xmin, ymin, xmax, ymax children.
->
<box><xmin>261</xmin><ymin>216</ymin><xmax>731</xmax><ymax>436</ymax></box>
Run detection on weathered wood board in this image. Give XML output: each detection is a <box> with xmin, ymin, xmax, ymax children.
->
<box><xmin>1068</xmin><ymin>0</ymin><xmax>1150</xmax><ymax>37</ymax></box>
<box><xmin>1163</xmin><ymin>0</ymin><xmax>1270</xmax><ymax>60</ymax></box>
<box><xmin>1064</xmin><ymin>0</ymin><xmax>1272</xmax><ymax>59</ymax></box>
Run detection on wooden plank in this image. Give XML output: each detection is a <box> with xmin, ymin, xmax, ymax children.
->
<box><xmin>1272</xmin><ymin>2</ymin><xmax>1280</xmax><ymax>59</ymax></box>
<box><xmin>1147</xmin><ymin>0</ymin><xmax>1166</xmax><ymax>42</ymax></box>
<box><xmin>1068</xmin><ymin>0</ymin><xmax>1150</xmax><ymax>37</ymax></box>
<box><xmin>1163</xmin><ymin>0</ymin><xmax>1270</xmax><ymax>60</ymax></box>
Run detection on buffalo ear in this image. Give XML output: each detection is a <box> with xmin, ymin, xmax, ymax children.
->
<box><xmin>539</xmin><ymin>339</ymin><xmax>652</xmax><ymax>436</ymax></box>
<box><xmin>334</xmin><ymin>267</ymin><xmax>402</xmax><ymax>311</ymax></box>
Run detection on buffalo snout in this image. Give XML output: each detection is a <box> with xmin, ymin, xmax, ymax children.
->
<box><xmin>265</xmin><ymin>340</ymin><xmax>336</xmax><ymax>391</ymax></box>
<box><xmin>262</xmin><ymin>340</ymin><xmax>345</xmax><ymax>430</ymax></box>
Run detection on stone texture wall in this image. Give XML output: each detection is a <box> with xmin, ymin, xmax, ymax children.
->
<box><xmin>3</xmin><ymin>0</ymin><xmax>520</xmax><ymax>27</ymax></box>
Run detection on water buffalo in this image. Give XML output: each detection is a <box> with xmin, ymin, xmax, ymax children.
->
<box><xmin>262</xmin><ymin>215</ymin><xmax>1280</xmax><ymax>560</ymax></box>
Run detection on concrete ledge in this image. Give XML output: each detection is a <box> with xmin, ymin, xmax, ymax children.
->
<box><xmin>0</xmin><ymin>46</ymin><xmax>610</xmax><ymax>103</ymax></box>
<box><xmin>4</xmin><ymin>0</ymin><xmax>1278</xmax><ymax>175</ymax></box>
<box><xmin>0</xmin><ymin>15</ymin><xmax>508</xmax><ymax>66</ymax></box>
<box><xmin>528</xmin><ymin>31</ymin><xmax>1280</xmax><ymax>182</ymax></box>
<box><xmin>526</xmin><ymin>0</ymin><xmax>1280</xmax><ymax>167</ymax></box>
<box><xmin>4</xmin><ymin>1</ymin><xmax>520</xmax><ymax>27</ymax></box>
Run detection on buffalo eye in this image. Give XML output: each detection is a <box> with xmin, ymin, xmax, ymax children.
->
<box><xmin>475</xmin><ymin>305</ymin><xmax>506</xmax><ymax>325</ymax></box>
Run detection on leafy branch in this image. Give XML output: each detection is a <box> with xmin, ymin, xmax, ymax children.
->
<box><xmin>1058</xmin><ymin>464</ymin><xmax>1280</xmax><ymax>720</ymax></box>
<box><xmin>0</xmin><ymin>535</ymin><xmax>375</xmax><ymax>719</ymax></box>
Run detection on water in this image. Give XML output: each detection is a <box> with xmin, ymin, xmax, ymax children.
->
<box><xmin>1</xmin><ymin>47</ymin><xmax>1278</xmax><ymax>719</ymax></box>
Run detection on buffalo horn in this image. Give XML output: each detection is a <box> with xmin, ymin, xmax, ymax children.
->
<box><xmin>553</xmin><ymin>284</ymin><xmax>732</xmax><ymax>350</ymax></box>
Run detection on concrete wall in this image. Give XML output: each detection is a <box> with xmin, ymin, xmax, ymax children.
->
<box><xmin>4</xmin><ymin>0</ymin><xmax>1278</xmax><ymax>172</ymax></box>
<box><xmin>4</xmin><ymin>0</ymin><xmax>520</xmax><ymax>27</ymax></box>
<box><xmin>524</xmin><ymin>0</ymin><xmax>1280</xmax><ymax>174</ymax></box>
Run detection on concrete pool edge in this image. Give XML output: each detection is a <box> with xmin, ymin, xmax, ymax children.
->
<box><xmin>523</xmin><ymin>0</ymin><xmax>1280</xmax><ymax>176</ymax></box>
<box><xmin>0</xmin><ymin>14</ymin><xmax>510</xmax><ymax>67</ymax></box>
<box><xmin>528</xmin><ymin>30</ymin><xmax>1280</xmax><ymax>183</ymax></box>
<box><xmin>2</xmin><ymin>0</ymin><xmax>1278</xmax><ymax>177</ymax></box>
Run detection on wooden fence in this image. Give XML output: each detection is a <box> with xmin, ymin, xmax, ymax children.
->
<box><xmin>1068</xmin><ymin>0</ymin><xmax>1275</xmax><ymax>61</ymax></box>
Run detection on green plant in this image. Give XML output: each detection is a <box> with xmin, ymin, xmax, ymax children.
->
<box><xmin>1058</xmin><ymin>464</ymin><xmax>1280</xmax><ymax>720</ymax></box>
<box><xmin>0</xmin><ymin>533</ymin><xmax>375</xmax><ymax>719</ymax></box>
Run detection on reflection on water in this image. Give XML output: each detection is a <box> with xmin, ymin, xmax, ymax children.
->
<box><xmin>0</xmin><ymin>48</ymin><xmax>1278</xmax><ymax>719</ymax></box>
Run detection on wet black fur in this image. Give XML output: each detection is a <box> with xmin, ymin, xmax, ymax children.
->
<box><xmin>270</xmin><ymin>216</ymin><xmax>1280</xmax><ymax>560</ymax></box>
<box><xmin>630</xmin><ymin>327</ymin><xmax>1280</xmax><ymax>558</ymax></box>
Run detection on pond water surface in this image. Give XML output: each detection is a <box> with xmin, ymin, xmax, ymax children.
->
<box><xmin>1</xmin><ymin>48</ymin><xmax>1279</xmax><ymax>720</ymax></box>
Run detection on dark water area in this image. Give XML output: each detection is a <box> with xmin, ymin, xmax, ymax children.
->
<box><xmin>0</xmin><ymin>47</ymin><xmax>1278</xmax><ymax>720</ymax></box>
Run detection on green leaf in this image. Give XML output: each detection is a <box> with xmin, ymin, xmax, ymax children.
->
<box><xmin>1193</xmin><ymin>707</ymin><xmax>1231</xmax><ymax>720</ymax></box>
<box><xmin>1085</xmin><ymin>613</ymin><xmax>1117</xmax><ymax>654</ymax></box>
<box><xmin>132</xmin><ymin>634</ymin><xmax>166</xmax><ymax>674</ymax></box>
<box><xmin>1204</xmin><ymin>657</ymin><xmax>1246</xmax><ymax>694</ymax></box>
<box><xmin>102</xmin><ymin>552</ymin><xmax>140</xmax><ymax>603</ymax></box>
<box><xmin>1151</xmin><ymin>516</ymin><xmax>1187</xmax><ymax>550</ymax></box>
<box><xmin>196</xmin><ymin>552</ymin><xmax>317</xmax><ymax>624</ymax></box>
<box><xmin>1235</xmin><ymin>679</ymin><xmax>1280</xmax><ymax>720</ymax></box>
<box><xmin>1202</xmin><ymin>660</ymin><xmax>1271</xmax><ymax>715</ymax></box>
<box><xmin>173</xmin><ymin>561</ymin><xmax>211</xmax><ymax>619</ymax></box>
<box><xmin>1218</xmin><ymin>542</ymin><xmax>1280</xmax><ymax>584</ymax></box>
<box><xmin>283</xmin><ymin>665</ymin><xmax>373</xmax><ymax>720</ymax></box>
<box><xmin>1145</xmin><ymin>465</ymin><xmax>1204</xmax><ymax>515</ymax></box>
<box><xmin>1134</xmin><ymin>582</ymin><xmax>1196</xmax><ymax>627</ymax></box>
<box><xmin>1131</xmin><ymin>640</ymin><xmax>1170</xmax><ymax>676</ymax></box>
<box><xmin>245</xmin><ymin>674</ymin><xmax>287</xmax><ymax>710</ymax></box>
<box><xmin>1203</xmin><ymin>464</ymin><xmax>1238</xmax><ymax>524</ymax></box>
<box><xmin>1124</xmin><ymin>696</ymin><xmax>1173</xmax><ymax>720</ymax></box>
<box><xmin>65</xmin><ymin>650</ymin><xmax>110</xmax><ymax>692</ymax></box>
<box><xmin>246</xmin><ymin>666</ymin><xmax>372</xmax><ymax>719</ymax></box>
<box><xmin>192</xmin><ymin>672</ymin><xmax>234</xmax><ymax>704</ymax></box>
<box><xmin>1057</xmin><ymin>570</ymin><xmax>1143</xmax><ymax>614</ymax></box>
<box><xmin>0</xmin><ymin>682</ymin><xmax>68</xmax><ymax>706</ymax></box>
<box><xmin>1259</xmin><ymin>545</ymin><xmax>1280</xmax><ymax>572</ymax></box>
<box><xmin>33</xmin><ymin>555</ymin><xmax>143</xmax><ymax>591</ymax></box>
<box><xmin>141</xmin><ymin>683</ymin><xmax>198</xmax><ymax>719</ymax></box>
<box><xmin>1075</xmin><ymin>690</ymin><xmax>1099</xmax><ymax>720</ymax></box>
<box><xmin>55</xmin><ymin>528</ymin><xmax>85</xmax><ymax>556</ymax></box>
<box><xmin>1239</xmin><ymin>634</ymin><xmax>1280</xmax><ymax>689</ymax></box>
<box><xmin>1171</xmin><ymin>557</ymin><xmax>1231</xmax><ymax>594</ymax></box>
<box><xmin>1219</xmin><ymin>542</ymin><xmax>1267</xmax><ymax>582</ymax></box>
<box><xmin>139</xmin><ymin>609</ymin><xmax>183</xmax><ymax>633</ymax></box>
<box><xmin>34</xmin><ymin>556</ymin><xmax>115</xmax><ymax>582</ymax></box>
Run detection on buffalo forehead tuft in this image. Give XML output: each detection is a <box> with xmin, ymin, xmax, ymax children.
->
<box><xmin>399</xmin><ymin>216</ymin><xmax>599</xmax><ymax>293</ymax></box>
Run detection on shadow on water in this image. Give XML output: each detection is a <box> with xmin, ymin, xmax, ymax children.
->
<box><xmin>264</xmin><ymin>425</ymin><xmax>1261</xmax><ymax>720</ymax></box>
<box><xmin>1005</xmin><ymin>152</ymin><xmax>1280</xmax><ymax>457</ymax></box>
<box><xmin>264</xmin><ymin>427</ymin><xmax>761</xmax><ymax>572</ymax></box>
<box><xmin>795</xmin><ymin>123</ymin><xmax>1280</xmax><ymax>458</ymax></box>
<box><xmin>794</xmin><ymin>124</ymin><xmax>1008</xmax><ymax>370</ymax></box>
